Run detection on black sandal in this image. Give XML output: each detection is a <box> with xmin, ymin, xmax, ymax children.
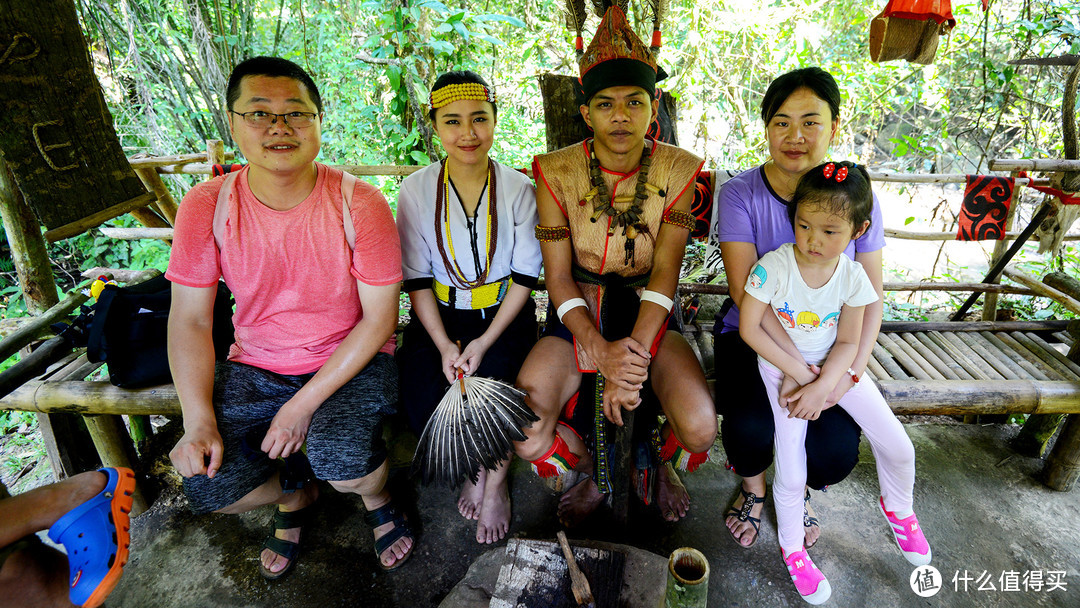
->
<box><xmin>803</xmin><ymin>490</ymin><xmax>821</xmax><ymax>548</ymax></box>
<box><xmin>364</xmin><ymin>501</ymin><xmax>415</xmax><ymax>571</ymax></box>
<box><xmin>725</xmin><ymin>487</ymin><xmax>765</xmax><ymax>548</ymax></box>
<box><xmin>259</xmin><ymin>504</ymin><xmax>313</xmax><ymax>580</ymax></box>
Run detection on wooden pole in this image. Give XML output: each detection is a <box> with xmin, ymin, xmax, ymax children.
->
<box><xmin>82</xmin><ymin>414</ymin><xmax>149</xmax><ymax>515</ymax></box>
<box><xmin>1044</xmin><ymin>415</ymin><xmax>1080</xmax><ymax>491</ymax></box>
<box><xmin>989</xmin><ymin>159</ymin><xmax>1080</xmax><ymax>172</ymax></box>
<box><xmin>42</xmin><ymin>192</ymin><xmax>158</xmax><ymax>242</ymax></box>
<box><xmin>0</xmin><ymin>381</ymin><xmax>181</xmax><ymax>416</ymax></box>
<box><xmin>0</xmin><ymin>289</ymin><xmax>88</xmax><ymax>364</ymax></box>
<box><xmin>134</xmin><ymin>167</ymin><xmax>179</xmax><ymax>225</ymax></box>
<box><xmin>206</xmin><ymin>139</ymin><xmax>225</xmax><ymax>180</ymax></box>
<box><xmin>1001</xmin><ymin>266</ymin><xmax>1080</xmax><ymax>315</ymax></box>
<box><xmin>982</xmin><ymin>171</ymin><xmax>1022</xmax><ymax>321</ymax></box>
<box><xmin>884</xmin><ymin>228</ymin><xmax>1080</xmax><ymax>241</ymax></box>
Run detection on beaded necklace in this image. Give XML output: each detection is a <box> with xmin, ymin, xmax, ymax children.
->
<box><xmin>581</xmin><ymin>138</ymin><xmax>666</xmax><ymax>267</ymax></box>
<box><xmin>434</xmin><ymin>158</ymin><xmax>498</xmax><ymax>289</ymax></box>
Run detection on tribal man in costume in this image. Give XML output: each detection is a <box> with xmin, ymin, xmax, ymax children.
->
<box><xmin>514</xmin><ymin>4</ymin><xmax>717</xmax><ymax>526</ymax></box>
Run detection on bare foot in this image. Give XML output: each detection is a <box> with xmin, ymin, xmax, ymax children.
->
<box><xmin>656</xmin><ymin>462</ymin><xmax>690</xmax><ymax>522</ymax></box>
<box><xmin>260</xmin><ymin>483</ymin><xmax>318</xmax><ymax>575</ymax></box>
<box><xmin>458</xmin><ymin>468</ymin><xmax>487</xmax><ymax>520</ymax></box>
<box><xmin>804</xmin><ymin>489</ymin><xmax>821</xmax><ymax>548</ymax></box>
<box><xmin>725</xmin><ymin>483</ymin><xmax>765</xmax><ymax>548</ymax></box>
<box><xmin>557</xmin><ymin>477</ymin><xmax>605</xmax><ymax>528</ymax></box>
<box><xmin>476</xmin><ymin>479</ymin><xmax>510</xmax><ymax>544</ymax></box>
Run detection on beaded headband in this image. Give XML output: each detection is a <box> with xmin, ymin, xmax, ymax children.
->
<box><xmin>429</xmin><ymin>82</ymin><xmax>497</xmax><ymax>110</ymax></box>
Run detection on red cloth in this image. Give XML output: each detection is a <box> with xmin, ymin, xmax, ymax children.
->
<box><xmin>882</xmin><ymin>0</ymin><xmax>956</xmax><ymax>27</ymax></box>
<box><xmin>956</xmin><ymin>175</ymin><xmax>1014</xmax><ymax>241</ymax></box>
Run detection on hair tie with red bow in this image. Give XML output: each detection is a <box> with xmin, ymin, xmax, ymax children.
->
<box><xmin>822</xmin><ymin>162</ymin><xmax>848</xmax><ymax>182</ymax></box>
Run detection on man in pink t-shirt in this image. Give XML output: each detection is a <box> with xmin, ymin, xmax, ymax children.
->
<box><xmin>165</xmin><ymin>57</ymin><xmax>413</xmax><ymax>576</ymax></box>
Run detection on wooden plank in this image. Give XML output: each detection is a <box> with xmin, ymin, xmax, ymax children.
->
<box><xmin>912</xmin><ymin>332</ymin><xmax>973</xmax><ymax>379</ymax></box>
<box><xmin>872</xmin><ymin>343</ymin><xmax>909</xmax><ymax>379</ymax></box>
<box><xmin>897</xmin><ymin>332</ymin><xmax>956</xmax><ymax>379</ymax></box>
<box><xmin>953</xmin><ymin>332</ymin><xmax>1021</xmax><ymax>380</ymax></box>
<box><xmin>1011</xmin><ymin>332</ymin><xmax>1079</xmax><ymax>379</ymax></box>
<box><xmin>1024</xmin><ymin>332</ymin><xmax>1080</xmax><ymax>377</ymax></box>
<box><xmin>979</xmin><ymin>332</ymin><xmax>1049</xmax><ymax>380</ymax></box>
<box><xmin>926</xmin><ymin>331</ymin><xmax>992</xmax><ymax>380</ymax></box>
<box><xmin>996</xmin><ymin>332</ymin><xmax>1064</xmax><ymax>380</ymax></box>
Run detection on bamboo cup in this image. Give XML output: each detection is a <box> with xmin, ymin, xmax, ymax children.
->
<box><xmin>664</xmin><ymin>547</ymin><xmax>709</xmax><ymax>607</ymax></box>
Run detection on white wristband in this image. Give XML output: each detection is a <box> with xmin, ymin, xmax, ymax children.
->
<box><xmin>556</xmin><ymin>298</ymin><xmax>588</xmax><ymax>323</ymax></box>
<box><xmin>640</xmin><ymin>289</ymin><xmax>674</xmax><ymax>312</ymax></box>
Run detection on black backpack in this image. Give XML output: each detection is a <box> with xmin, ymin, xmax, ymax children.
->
<box><xmin>86</xmin><ymin>274</ymin><xmax>234</xmax><ymax>388</ymax></box>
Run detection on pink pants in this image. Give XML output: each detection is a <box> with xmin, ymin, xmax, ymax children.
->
<box><xmin>759</xmin><ymin>361</ymin><xmax>916</xmax><ymax>553</ymax></box>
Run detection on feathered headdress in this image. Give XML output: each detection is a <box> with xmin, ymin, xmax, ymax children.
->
<box><xmin>577</xmin><ymin>3</ymin><xmax>659</xmax><ymax>101</ymax></box>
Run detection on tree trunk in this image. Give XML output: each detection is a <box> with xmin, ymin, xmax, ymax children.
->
<box><xmin>539</xmin><ymin>73</ymin><xmax>589</xmax><ymax>152</ymax></box>
<box><xmin>0</xmin><ymin>0</ymin><xmax>148</xmax><ymax>237</ymax></box>
<box><xmin>0</xmin><ymin>159</ymin><xmax>58</xmax><ymax>314</ymax></box>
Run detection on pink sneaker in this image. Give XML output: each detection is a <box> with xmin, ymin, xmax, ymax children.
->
<box><xmin>782</xmin><ymin>547</ymin><xmax>831</xmax><ymax>605</ymax></box>
<box><xmin>879</xmin><ymin>496</ymin><xmax>932</xmax><ymax>566</ymax></box>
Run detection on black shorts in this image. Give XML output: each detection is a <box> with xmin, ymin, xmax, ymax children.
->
<box><xmin>181</xmin><ymin>354</ymin><xmax>398</xmax><ymax>514</ymax></box>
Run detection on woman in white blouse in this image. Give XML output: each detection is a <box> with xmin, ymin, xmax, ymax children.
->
<box><xmin>395</xmin><ymin>70</ymin><xmax>541</xmax><ymax>545</ymax></box>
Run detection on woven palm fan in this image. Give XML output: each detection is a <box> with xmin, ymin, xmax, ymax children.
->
<box><xmin>412</xmin><ymin>368</ymin><xmax>538</xmax><ymax>486</ymax></box>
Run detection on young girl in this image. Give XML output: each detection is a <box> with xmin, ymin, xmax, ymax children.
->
<box><xmin>395</xmin><ymin>71</ymin><xmax>541</xmax><ymax>544</ymax></box>
<box><xmin>739</xmin><ymin>161</ymin><xmax>931</xmax><ymax>604</ymax></box>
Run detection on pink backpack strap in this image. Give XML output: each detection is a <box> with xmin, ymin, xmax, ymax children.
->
<box><xmin>340</xmin><ymin>171</ymin><xmax>357</xmax><ymax>251</ymax></box>
<box><xmin>212</xmin><ymin>172</ymin><xmax>242</xmax><ymax>251</ymax></box>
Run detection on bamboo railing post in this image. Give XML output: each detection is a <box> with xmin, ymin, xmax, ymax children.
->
<box><xmin>206</xmin><ymin>139</ymin><xmax>225</xmax><ymax>180</ymax></box>
<box><xmin>982</xmin><ymin>171</ymin><xmax>1023</xmax><ymax>321</ymax></box>
<box><xmin>134</xmin><ymin>167</ymin><xmax>179</xmax><ymax>225</ymax></box>
<box><xmin>82</xmin><ymin>414</ymin><xmax>149</xmax><ymax>515</ymax></box>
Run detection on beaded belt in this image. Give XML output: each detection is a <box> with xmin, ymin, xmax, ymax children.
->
<box><xmin>433</xmin><ymin>277</ymin><xmax>510</xmax><ymax>310</ymax></box>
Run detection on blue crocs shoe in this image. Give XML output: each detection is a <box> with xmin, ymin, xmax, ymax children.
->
<box><xmin>47</xmin><ymin>467</ymin><xmax>136</xmax><ymax>608</ymax></box>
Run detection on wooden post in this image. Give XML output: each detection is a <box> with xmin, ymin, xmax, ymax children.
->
<box><xmin>1044</xmin><ymin>415</ymin><xmax>1080</xmax><ymax>491</ymax></box>
<box><xmin>1040</xmin><ymin>280</ymin><xmax>1080</xmax><ymax>489</ymax></box>
<box><xmin>982</xmin><ymin>171</ymin><xmax>1022</xmax><ymax>321</ymax></box>
<box><xmin>206</xmin><ymin>139</ymin><xmax>225</xmax><ymax>179</ymax></box>
<box><xmin>82</xmin><ymin>414</ymin><xmax>149</xmax><ymax>515</ymax></box>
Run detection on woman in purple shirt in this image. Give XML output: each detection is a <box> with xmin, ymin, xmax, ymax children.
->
<box><xmin>713</xmin><ymin>67</ymin><xmax>885</xmax><ymax>549</ymax></box>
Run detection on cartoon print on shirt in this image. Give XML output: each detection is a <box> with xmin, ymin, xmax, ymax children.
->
<box><xmin>821</xmin><ymin>311</ymin><xmax>841</xmax><ymax>328</ymax></box>
<box><xmin>776</xmin><ymin>302</ymin><xmax>795</xmax><ymax>328</ymax></box>
<box><xmin>749</xmin><ymin>264</ymin><xmax>767</xmax><ymax>289</ymax></box>
<box><xmin>796</xmin><ymin>310</ymin><xmax>820</xmax><ymax>332</ymax></box>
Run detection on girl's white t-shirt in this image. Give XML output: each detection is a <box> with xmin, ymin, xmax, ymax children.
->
<box><xmin>744</xmin><ymin>243</ymin><xmax>879</xmax><ymax>368</ymax></box>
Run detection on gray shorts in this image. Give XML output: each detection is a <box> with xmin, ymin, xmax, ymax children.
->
<box><xmin>182</xmin><ymin>353</ymin><xmax>398</xmax><ymax>514</ymax></box>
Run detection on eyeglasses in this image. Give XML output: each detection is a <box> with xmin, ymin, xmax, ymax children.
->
<box><xmin>230</xmin><ymin>110</ymin><xmax>319</xmax><ymax>128</ymax></box>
